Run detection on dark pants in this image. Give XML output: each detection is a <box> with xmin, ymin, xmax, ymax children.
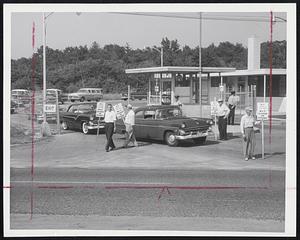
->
<box><xmin>218</xmin><ymin>116</ymin><xmax>227</xmax><ymax>140</ymax></box>
<box><xmin>228</xmin><ymin>104</ymin><xmax>236</xmax><ymax>125</ymax></box>
<box><xmin>105</xmin><ymin>122</ymin><xmax>115</xmax><ymax>150</ymax></box>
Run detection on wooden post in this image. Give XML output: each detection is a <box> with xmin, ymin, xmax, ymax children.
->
<box><xmin>55</xmin><ymin>90</ymin><xmax>60</xmax><ymax>135</ymax></box>
<box><xmin>127</xmin><ymin>85</ymin><xmax>130</xmax><ymax>106</ymax></box>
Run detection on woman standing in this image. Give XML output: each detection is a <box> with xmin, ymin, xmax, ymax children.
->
<box><xmin>240</xmin><ymin>106</ymin><xmax>260</xmax><ymax>161</ymax></box>
<box><xmin>104</xmin><ymin>104</ymin><xmax>117</xmax><ymax>152</ymax></box>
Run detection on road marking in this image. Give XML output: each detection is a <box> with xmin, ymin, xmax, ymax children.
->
<box><xmin>10</xmin><ymin>180</ymin><xmax>172</xmax><ymax>185</ymax></box>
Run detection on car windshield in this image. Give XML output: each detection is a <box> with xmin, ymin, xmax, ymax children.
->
<box><xmin>76</xmin><ymin>104</ymin><xmax>96</xmax><ymax>113</ymax></box>
<box><xmin>155</xmin><ymin>108</ymin><xmax>183</xmax><ymax>119</ymax></box>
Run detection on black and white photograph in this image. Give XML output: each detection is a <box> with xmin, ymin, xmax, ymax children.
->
<box><xmin>3</xmin><ymin>3</ymin><xmax>297</xmax><ymax>237</ymax></box>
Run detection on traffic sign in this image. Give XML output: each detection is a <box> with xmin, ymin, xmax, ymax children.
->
<box><xmin>44</xmin><ymin>104</ymin><xmax>56</xmax><ymax>113</ymax></box>
<box><xmin>256</xmin><ymin>102</ymin><xmax>269</xmax><ymax>120</ymax></box>
<box><xmin>219</xmin><ymin>85</ymin><xmax>224</xmax><ymax>92</ymax></box>
<box><xmin>113</xmin><ymin>103</ymin><xmax>125</xmax><ymax>120</ymax></box>
<box><xmin>96</xmin><ymin>102</ymin><xmax>106</xmax><ymax>118</ymax></box>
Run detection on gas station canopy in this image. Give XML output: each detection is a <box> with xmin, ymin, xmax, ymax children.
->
<box><xmin>125</xmin><ymin>66</ymin><xmax>236</xmax><ymax>74</ymax></box>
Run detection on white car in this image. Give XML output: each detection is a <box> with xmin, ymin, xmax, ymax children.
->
<box><xmin>68</xmin><ymin>88</ymin><xmax>103</xmax><ymax>102</ymax></box>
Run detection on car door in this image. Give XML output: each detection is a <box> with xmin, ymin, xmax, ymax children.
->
<box><xmin>135</xmin><ymin>109</ymin><xmax>159</xmax><ymax>140</ymax></box>
<box><xmin>133</xmin><ymin>110</ymin><xmax>145</xmax><ymax>139</ymax></box>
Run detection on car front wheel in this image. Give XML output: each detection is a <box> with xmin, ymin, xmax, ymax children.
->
<box><xmin>82</xmin><ymin>122</ymin><xmax>89</xmax><ymax>134</ymax></box>
<box><xmin>165</xmin><ymin>131</ymin><xmax>178</xmax><ymax>147</ymax></box>
<box><xmin>80</xmin><ymin>97</ymin><xmax>85</xmax><ymax>102</ymax></box>
<box><xmin>193</xmin><ymin>136</ymin><xmax>206</xmax><ymax>144</ymax></box>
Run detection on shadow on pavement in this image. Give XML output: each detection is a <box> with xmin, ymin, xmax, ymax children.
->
<box><xmin>255</xmin><ymin>152</ymin><xmax>285</xmax><ymax>159</ymax></box>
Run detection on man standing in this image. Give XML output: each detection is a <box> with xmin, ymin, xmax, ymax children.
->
<box><xmin>240</xmin><ymin>107</ymin><xmax>259</xmax><ymax>161</ymax></box>
<box><xmin>104</xmin><ymin>104</ymin><xmax>117</xmax><ymax>152</ymax></box>
<box><xmin>216</xmin><ymin>98</ymin><xmax>230</xmax><ymax>140</ymax></box>
<box><xmin>174</xmin><ymin>95</ymin><xmax>183</xmax><ymax>107</ymax></box>
<box><xmin>123</xmin><ymin>104</ymin><xmax>138</xmax><ymax>148</ymax></box>
<box><xmin>227</xmin><ymin>91</ymin><xmax>239</xmax><ymax>125</ymax></box>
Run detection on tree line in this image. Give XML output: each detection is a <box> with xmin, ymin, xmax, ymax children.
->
<box><xmin>11</xmin><ymin>37</ymin><xmax>286</xmax><ymax>93</ymax></box>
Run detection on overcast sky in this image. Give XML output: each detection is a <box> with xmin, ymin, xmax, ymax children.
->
<box><xmin>11</xmin><ymin>12</ymin><xmax>286</xmax><ymax>59</ymax></box>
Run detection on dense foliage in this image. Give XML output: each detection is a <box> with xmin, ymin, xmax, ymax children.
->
<box><xmin>11</xmin><ymin>38</ymin><xmax>286</xmax><ymax>93</ymax></box>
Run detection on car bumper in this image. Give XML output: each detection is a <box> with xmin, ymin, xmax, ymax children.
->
<box><xmin>175</xmin><ymin>130</ymin><xmax>209</xmax><ymax>140</ymax></box>
<box><xmin>87</xmin><ymin>122</ymin><xmax>105</xmax><ymax>130</ymax></box>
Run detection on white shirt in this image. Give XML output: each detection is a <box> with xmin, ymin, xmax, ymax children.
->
<box><xmin>174</xmin><ymin>100</ymin><xmax>182</xmax><ymax>106</ymax></box>
<box><xmin>216</xmin><ymin>103</ymin><xmax>230</xmax><ymax>117</ymax></box>
<box><xmin>104</xmin><ymin>110</ymin><xmax>116</xmax><ymax>123</ymax></box>
<box><xmin>228</xmin><ymin>95</ymin><xmax>239</xmax><ymax>106</ymax></box>
<box><xmin>124</xmin><ymin>109</ymin><xmax>135</xmax><ymax>125</ymax></box>
<box><xmin>240</xmin><ymin>114</ymin><xmax>255</xmax><ymax>134</ymax></box>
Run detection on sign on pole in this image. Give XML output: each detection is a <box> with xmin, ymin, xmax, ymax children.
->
<box><xmin>155</xmin><ymin>85</ymin><xmax>159</xmax><ymax>93</ymax></box>
<box><xmin>256</xmin><ymin>102</ymin><xmax>269</xmax><ymax>120</ymax></box>
<box><xmin>219</xmin><ymin>85</ymin><xmax>224</xmax><ymax>92</ymax></box>
<box><xmin>210</xmin><ymin>100</ymin><xmax>218</xmax><ymax>140</ymax></box>
<box><xmin>256</xmin><ymin>102</ymin><xmax>269</xmax><ymax>159</ymax></box>
<box><xmin>113</xmin><ymin>103</ymin><xmax>125</xmax><ymax>120</ymax></box>
<box><xmin>44</xmin><ymin>104</ymin><xmax>56</xmax><ymax>113</ymax></box>
<box><xmin>96</xmin><ymin>102</ymin><xmax>106</xmax><ymax>118</ymax></box>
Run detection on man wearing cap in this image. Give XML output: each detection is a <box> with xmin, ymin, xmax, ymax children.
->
<box><xmin>227</xmin><ymin>90</ymin><xmax>239</xmax><ymax>125</ymax></box>
<box><xmin>123</xmin><ymin>104</ymin><xmax>138</xmax><ymax>148</ymax></box>
<box><xmin>240</xmin><ymin>107</ymin><xmax>259</xmax><ymax>161</ymax></box>
<box><xmin>216</xmin><ymin>98</ymin><xmax>230</xmax><ymax>140</ymax></box>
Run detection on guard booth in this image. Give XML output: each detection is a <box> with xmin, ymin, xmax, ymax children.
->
<box><xmin>125</xmin><ymin>66</ymin><xmax>236</xmax><ymax>107</ymax></box>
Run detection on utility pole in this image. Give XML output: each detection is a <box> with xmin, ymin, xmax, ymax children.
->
<box><xmin>199</xmin><ymin>12</ymin><xmax>202</xmax><ymax>117</ymax></box>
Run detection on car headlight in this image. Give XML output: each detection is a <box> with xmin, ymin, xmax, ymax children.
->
<box><xmin>206</xmin><ymin>119</ymin><xmax>213</xmax><ymax>125</ymax></box>
<box><xmin>181</xmin><ymin>123</ymin><xmax>186</xmax><ymax>128</ymax></box>
<box><xmin>179</xmin><ymin>129</ymin><xmax>186</xmax><ymax>135</ymax></box>
<box><xmin>90</xmin><ymin>116</ymin><xmax>94</xmax><ymax>121</ymax></box>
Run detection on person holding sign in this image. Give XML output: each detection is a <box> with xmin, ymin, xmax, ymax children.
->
<box><xmin>216</xmin><ymin>98</ymin><xmax>230</xmax><ymax>140</ymax></box>
<box><xmin>123</xmin><ymin>104</ymin><xmax>138</xmax><ymax>148</ymax></box>
<box><xmin>240</xmin><ymin>107</ymin><xmax>260</xmax><ymax>161</ymax></box>
<box><xmin>104</xmin><ymin>104</ymin><xmax>117</xmax><ymax>152</ymax></box>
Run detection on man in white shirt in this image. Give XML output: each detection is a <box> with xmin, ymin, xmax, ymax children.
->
<box><xmin>174</xmin><ymin>95</ymin><xmax>183</xmax><ymax>107</ymax></box>
<box><xmin>240</xmin><ymin>106</ymin><xmax>259</xmax><ymax>161</ymax></box>
<box><xmin>227</xmin><ymin>91</ymin><xmax>239</xmax><ymax>125</ymax></box>
<box><xmin>104</xmin><ymin>104</ymin><xmax>117</xmax><ymax>152</ymax></box>
<box><xmin>216</xmin><ymin>98</ymin><xmax>230</xmax><ymax>140</ymax></box>
<box><xmin>123</xmin><ymin>104</ymin><xmax>138</xmax><ymax>148</ymax></box>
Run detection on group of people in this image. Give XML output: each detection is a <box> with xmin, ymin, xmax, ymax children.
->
<box><xmin>216</xmin><ymin>90</ymin><xmax>260</xmax><ymax>161</ymax></box>
<box><xmin>103</xmin><ymin>103</ymin><xmax>137</xmax><ymax>152</ymax></box>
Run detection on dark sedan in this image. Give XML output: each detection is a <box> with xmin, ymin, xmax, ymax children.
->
<box><xmin>116</xmin><ymin>105</ymin><xmax>213</xmax><ymax>146</ymax></box>
<box><xmin>61</xmin><ymin>102</ymin><xmax>105</xmax><ymax>134</ymax></box>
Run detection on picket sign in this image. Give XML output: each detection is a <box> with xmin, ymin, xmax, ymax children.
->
<box><xmin>113</xmin><ymin>103</ymin><xmax>126</xmax><ymax>120</ymax></box>
<box><xmin>96</xmin><ymin>102</ymin><xmax>106</xmax><ymax>137</ymax></box>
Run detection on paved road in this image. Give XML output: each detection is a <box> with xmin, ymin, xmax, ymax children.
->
<box><xmin>10</xmin><ymin>168</ymin><xmax>285</xmax><ymax>231</ymax></box>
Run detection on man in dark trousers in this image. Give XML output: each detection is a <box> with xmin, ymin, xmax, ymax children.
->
<box><xmin>227</xmin><ymin>91</ymin><xmax>239</xmax><ymax>125</ymax></box>
<box><xmin>216</xmin><ymin>98</ymin><xmax>230</xmax><ymax>140</ymax></box>
<box><xmin>104</xmin><ymin>104</ymin><xmax>117</xmax><ymax>152</ymax></box>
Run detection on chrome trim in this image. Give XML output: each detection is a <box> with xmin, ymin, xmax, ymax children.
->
<box><xmin>175</xmin><ymin>131</ymin><xmax>208</xmax><ymax>140</ymax></box>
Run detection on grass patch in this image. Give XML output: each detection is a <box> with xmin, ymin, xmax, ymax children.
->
<box><xmin>103</xmin><ymin>93</ymin><xmax>122</xmax><ymax>100</ymax></box>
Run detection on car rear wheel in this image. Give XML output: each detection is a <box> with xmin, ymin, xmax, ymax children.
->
<box><xmin>82</xmin><ymin>122</ymin><xmax>89</xmax><ymax>134</ymax></box>
<box><xmin>71</xmin><ymin>99</ymin><xmax>75</xmax><ymax>102</ymax></box>
<box><xmin>80</xmin><ymin>97</ymin><xmax>85</xmax><ymax>102</ymax></box>
<box><xmin>193</xmin><ymin>136</ymin><xmax>206</xmax><ymax>144</ymax></box>
<box><xmin>62</xmin><ymin>121</ymin><xmax>69</xmax><ymax>130</ymax></box>
<box><xmin>165</xmin><ymin>131</ymin><xmax>178</xmax><ymax>147</ymax></box>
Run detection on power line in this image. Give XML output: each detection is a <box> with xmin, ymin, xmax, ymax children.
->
<box><xmin>111</xmin><ymin>12</ymin><xmax>286</xmax><ymax>23</ymax></box>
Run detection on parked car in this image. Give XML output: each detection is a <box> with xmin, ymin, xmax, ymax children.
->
<box><xmin>61</xmin><ymin>102</ymin><xmax>105</xmax><ymax>134</ymax></box>
<box><xmin>46</xmin><ymin>89</ymin><xmax>68</xmax><ymax>104</ymax></box>
<box><xmin>11</xmin><ymin>89</ymin><xmax>31</xmax><ymax>105</ymax></box>
<box><xmin>11</xmin><ymin>100</ymin><xmax>18</xmax><ymax>114</ymax></box>
<box><xmin>116</xmin><ymin>105</ymin><xmax>213</xmax><ymax>146</ymax></box>
<box><xmin>68</xmin><ymin>88</ymin><xmax>103</xmax><ymax>102</ymax></box>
